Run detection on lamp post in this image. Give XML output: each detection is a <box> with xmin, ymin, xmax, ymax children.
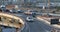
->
<box><xmin>48</xmin><ymin>0</ymin><xmax>50</xmax><ymax>9</ymax></box>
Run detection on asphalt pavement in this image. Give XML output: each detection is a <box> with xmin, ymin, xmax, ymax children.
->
<box><xmin>12</xmin><ymin>13</ymin><xmax>60</xmax><ymax>32</ymax></box>
<box><xmin>13</xmin><ymin>13</ymin><xmax>52</xmax><ymax>32</ymax></box>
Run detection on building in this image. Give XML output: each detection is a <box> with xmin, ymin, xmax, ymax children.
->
<box><xmin>0</xmin><ymin>0</ymin><xmax>60</xmax><ymax>6</ymax></box>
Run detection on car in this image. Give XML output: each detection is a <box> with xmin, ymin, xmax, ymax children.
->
<box><xmin>0</xmin><ymin>9</ymin><xmax>2</xmax><ymax>12</ymax></box>
<box><xmin>9</xmin><ymin>10</ymin><xmax>13</xmax><ymax>13</ymax></box>
<box><xmin>24</xmin><ymin>11</ymin><xmax>37</xmax><ymax>16</ymax></box>
<box><xmin>29</xmin><ymin>10</ymin><xmax>38</xmax><ymax>12</ymax></box>
<box><xmin>24</xmin><ymin>10</ymin><xmax>38</xmax><ymax>15</ymax></box>
<box><xmin>17</xmin><ymin>10</ymin><xmax>24</xmax><ymax>13</ymax></box>
<box><xmin>0</xmin><ymin>5</ymin><xmax>6</xmax><ymax>8</ymax></box>
<box><xmin>26</xmin><ymin>16</ymin><xmax>35</xmax><ymax>22</ymax></box>
<box><xmin>9</xmin><ymin>9</ymin><xmax>17</xmax><ymax>13</ymax></box>
<box><xmin>9</xmin><ymin>10</ymin><xmax>16</xmax><ymax>13</ymax></box>
<box><xmin>0</xmin><ymin>5</ymin><xmax>6</xmax><ymax>12</ymax></box>
<box><xmin>5</xmin><ymin>9</ymin><xmax>10</xmax><ymax>12</ymax></box>
<box><xmin>24</xmin><ymin>10</ymin><xmax>31</xmax><ymax>15</ymax></box>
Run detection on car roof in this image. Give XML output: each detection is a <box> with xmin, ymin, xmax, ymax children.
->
<box><xmin>27</xmin><ymin>16</ymin><xmax>34</xmax><ymax>18</ymax></box>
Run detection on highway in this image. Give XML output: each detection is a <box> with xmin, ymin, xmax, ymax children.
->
<box><xmin>13</xmin><ymin>13</ymin><xmax>60</xmax><ymax>32</ymax></box>
<box><xmin>26</xmin><ymin>20</ymin><xmax>51</xmax><ymax>32</ymax></box>
<box><xmin>1</xmin><ymin>12</ymin><xmax>60</xmax><ymax>32</ymax></box>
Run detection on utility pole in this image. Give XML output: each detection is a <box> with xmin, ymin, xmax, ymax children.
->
<box><xmin>48</xmin><ymin>0</ymin><xmax>50</xmax><ymax>9</ymax></box>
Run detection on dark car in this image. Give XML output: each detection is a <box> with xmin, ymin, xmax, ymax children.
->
<box><xmin>5</xmin><ymin>9</ymin><xmax>10</xmax><ymax>12</ymax></box>
<box><xmin>17</xmin><ymin>10</ymin><xmax>24</xmax><ymax>13</ymax></box>
<box><xmin>30</xmin><ymin>11</ymin><xmax>38</xmax><ymax>12</ymax></box>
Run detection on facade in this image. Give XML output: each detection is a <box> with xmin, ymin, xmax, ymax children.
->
<box><xmin>0</xmin><ymin>0</ymin><xmax>24</xmax><ymax>5</ymax></box>
<box><xmin>0</xmin><ymin>0</ymin><xmax>60</xmax><ymax>5</ymax></box>
<box><xmin>50</xmin><ymin>0</ymin><xmax>60</xmax><ymax>2</ymax></box>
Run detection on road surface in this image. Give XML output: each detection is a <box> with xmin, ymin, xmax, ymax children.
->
<box><xmin>2</xmin><ymin>13</ymin><xmax>60</xmax><ymax>32</ymax></box>
<box><xmin>13</xmin><ymin>13</ymin><xmax>60</xmax><ymax>32</ymax></box>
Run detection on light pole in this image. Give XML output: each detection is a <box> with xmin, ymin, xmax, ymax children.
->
<box><xmin>48</xmin><ymin>0</ymin><xmax>50</xmax><ymax>9</ymax></box>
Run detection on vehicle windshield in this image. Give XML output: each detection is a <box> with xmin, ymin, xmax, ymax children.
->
<box><xmin>28</xmin><ymin>17</ymin><xmax>34</xmax><ymax>19</ymax></box>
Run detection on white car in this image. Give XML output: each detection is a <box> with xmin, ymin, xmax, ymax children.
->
<box><xmin>9</xmin><ymin>10</ymin><xmax>13</xmax><ymax>13</ymax></box>
<box><xmin>0</xmin><ymin>5</ymin><xmax>6</xmax><ymax>8</ymax></box>
<box><xmin>9</xmin><ymin>9</ymin><xmax>16</xmax><ymax>13</ymax></box>
<box><xmin>26</xmin><ymin>16</ymin><xmax>35</xmax><ymax>22</ymax></box>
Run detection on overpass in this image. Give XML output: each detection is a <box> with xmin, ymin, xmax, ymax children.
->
<box><xmin>0</xmin><ymin>12</ymin><xmax>25</xmax><ymax>29</ymax></box>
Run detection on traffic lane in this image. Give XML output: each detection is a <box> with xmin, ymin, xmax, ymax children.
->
<box><xmin>12</xmin><ymin>13</ymin><xmax>30</xmax><ymax>32</ymax></box>
<box><xmin>13</xmin><ymin>13</ymin><xmax>51</xmax><ymax>31</ymax></box>
<box><xmin>13</xmin><ymin>13</ymin><xmax>33</xmax><ymax>20</ymax></box>
<box><xmin>11</xmin><ymin>13</ymin><xmax>27</xmax><ymax>19</ymax></box>
<box><xmin>12</xmin><ymin>13</ymin><xmax>60</xmax><ymax>30</ymax></box>
<box><xmin>36</xmin><ymin>16</ymin><xmax>60</xmax><ymax>30</ymax></box>
<box><xmin>26</xmin><ymin>20</ymin><xmax>52</xmax><ymax>32</ymax></box>
<box><xmin>14</xmin><ymin>13</ymin><xmax>47</xmax><ymax>32</ymax></box>
<box><xmin>36</xmin><ymin>20</ymin><xmax>60</xmax><ymax>30</ymax></box>
<box><xmin>12</xmin><ymin>13</ymin><xmax>57</xmax><ymax>31</ymax></box>
<box><xmin>21</xmin><ymin>22</ymin><xmax>30</xmax><ymax>32</ymax></box>
<box><xmin>13</xmin><ymin>13</ymin><xmax>25</xmax><ymax>16</ymax></box>
<box><xmin>12</xmin><ymin>13</ymin><xmax>59</xmax><ymax>32</ymax></box>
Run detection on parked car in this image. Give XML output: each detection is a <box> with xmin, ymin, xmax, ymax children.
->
<box><xmin>0</xmin><ymin>5</ymin><xmax>6</xmax><ymax>8</ymax></box>
<box><xmin>17</xmin><ymin>9</ymin><xmax>24</xmax><ymax>13</ymax></box>
<box><xmin>29</xmin><ymin>10</ymin><xmax>38</xmax><ymax>12</ymax></box>
<box><xmin>9</xmin><ymin>8</ymin><xmax>17</xmax><ymax>13</ymax></box>
<box><xmin>0</xmin><ymin>9</ymin><xmax>2</xmax><ymax>12</ymax></box>
<box><xmin>0</xmin><ymin>5</ymin><xmax>6</xmax><ymax>12</ymax></box>
<box><xmin>10</xmin><ymin>10</ymin><xmax>16</xmax><ymax>13</ymax></box>
<box><xmin>5</xmin><ymin>9</ymin><xmax>10</xmax><ymax>12</ymax></box>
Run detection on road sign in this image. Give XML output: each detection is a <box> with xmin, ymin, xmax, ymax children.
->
<box><xmin>51</xmin><ymin>18</ymin><xmax>59</xmax><ymax>24</ymax></box>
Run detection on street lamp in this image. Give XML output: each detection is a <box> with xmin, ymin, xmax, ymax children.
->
<box><xmin>48</xmin><ymin>0</ymin><xmax>50</xmax><ymax>9</ymax></box>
